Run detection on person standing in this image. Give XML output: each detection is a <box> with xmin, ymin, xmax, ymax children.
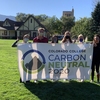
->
<box><xmin>33</xmin><ymin>28</ymin><xmax>48</xmax><ymax>82</ymax></box>
<box><xmin>12</xmin><ymin>34</ymin><xmax>30</xmax><ymax>47</ymax></box>
<box><xmin>77</xmin><ymin>34</ymin><xmax>84</xmax><ymax>43</ymax></box>
<box><xmin>33</xmin><ymin>28</ymin><xmax>48</xmax><ymax>43</ymax></box>
<box><xmin>61</xmin><ymin>31</ymin><xmax>72</xmax><ymax>43</ymax></box>
<box><xmin>91</xmin><ymin>34</ymin><xmax>100</xmax><ymax>83</ymax></box>
<box><xmin>61</xmin><ymin>31</ymin><xmax>73</xmax><ymax>81</ymax></box>
<box><xmin>51</xmin><ymin>35</ymin><xmax>58</xmax><ymax>43</ymax></box>
<box><xmin>77</xmin><ymin>34</ymin><xmax>85</xmax><ymax>82</ymax></box>
<box><xmin>12</xmin><ymin>34</ymin><xmax>30</xmax><ymax>83</ymax></box>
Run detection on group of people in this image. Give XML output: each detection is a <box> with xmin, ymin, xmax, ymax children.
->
<box><xmin>12</xmin><ymin>27</ymin><xmax>100</xmax><ymax>83</ymax></box>
<box><xmin>12</xmin><ymin>27</ymin><xmax>48</xmax><ymax>47</ymax></box>
<box><xmin>53</xmin><ymin>31</ymin><xmax>100</xmax><ymax>83</ymax></box>
<box><xmin>51</xmin><ymin>31</ymin><xmax>84</xmax><ymax>44</ymax></box>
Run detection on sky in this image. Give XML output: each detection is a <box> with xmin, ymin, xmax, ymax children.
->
<box><xmin>0</xmin><ymin>0</ymin><xmax>98</xmax><ymax>20</ymax></box>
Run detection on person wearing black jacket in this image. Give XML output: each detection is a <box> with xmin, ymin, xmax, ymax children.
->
<box><xmin>91</xmin><ymin>34</ymin><xmax>100</xmax><ymax>83</ymax></box>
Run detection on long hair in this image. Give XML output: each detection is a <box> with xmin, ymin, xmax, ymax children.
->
<box><xmin>93</xmin><ymin>34</ymin><xmax>100</xmax><ymax>43</ymax></box>
<box><xmin>61</xmin><ymin>31</ymin><xmax>72</xmax><ymax>43</ymax></box>
<box><xmin>51</xmin><ymin>35</ymin><xmax>58</xmax><ymax>43</ymax></box>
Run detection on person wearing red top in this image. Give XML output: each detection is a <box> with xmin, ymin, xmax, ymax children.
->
<box><xmin>33</xmin><ymin>28</ymin><xmax>48</xmax><ymax>43</ymax></box>
<box><xmin>33</xmin><ymin>28</ymin><xmax>48</xmax><ymax>83</ymax></box>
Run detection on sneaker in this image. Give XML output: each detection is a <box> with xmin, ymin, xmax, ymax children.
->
<box><xmin>63</xmin><ymin>79</ymin><xmax>66</xmax><ymax>82</ymax></box>
<box><xmin>34</xmin><ymin>80</ymin><xmax>37</xmax><ymax>83</ymax></box>
<box><xmin>26</xmin><ymin>80</ymin><xmax>30</xmax><ymax>83</ymax></box>
<box><xmin>90</xmin><ymin>80</ymin><xmax>94</xmax><ymax>83</ymax></box>
<box><xmin>77</xmin><ymin>79</ymin><xmax>82</xmax><ymax>82</ymax></box>
<box><xmin>80</xmin><ymin>79</ymin><xmax>84</xmax><ymax>82</ymax></box>
<box><xmin>51</xmin><ymin>79</ymin><xmax>54</xmax><ymax>82</ymax></box>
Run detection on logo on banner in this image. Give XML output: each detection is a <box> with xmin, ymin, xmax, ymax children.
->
<box><xmin>21</xmin><ymin>49</ymin><xmax>46</xmax><ymax>74</ymax></box>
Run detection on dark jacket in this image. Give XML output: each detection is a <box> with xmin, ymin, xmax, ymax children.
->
<box><xmin>92</xmin><ymin>43</ymin><xmax>100</xmax><ymax>62</ymax></box>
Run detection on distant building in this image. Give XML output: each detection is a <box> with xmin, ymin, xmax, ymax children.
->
<box><xmin>0</xmin><ymin>15</ymin><xmax>48</xmax><ymax>39</ymax></box>
<box><xmin>63</xmin><ymin>8</ymin><xmax>74</xmax><ymax>17</ymax></box>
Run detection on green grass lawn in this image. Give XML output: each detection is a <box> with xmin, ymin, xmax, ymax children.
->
<box><xmin>0</xmin><ymin>39</ymin><xmax>100</xmax><ymax>100</ymax></box>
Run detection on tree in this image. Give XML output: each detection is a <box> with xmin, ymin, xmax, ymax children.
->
<box><xmin>15</xmin><ymin>13</ymin><xmax>31</xmax><ymax>22</ymax></box>
<box><xmin>91</xmin><ymin>1</ymin><xmax>100</xmax><ymax>34</ymax></box>
<box><xmin>53</xmin><ymin>19</ymin><xmax>63</xmax><ymax>34</ymax></box>
<box><xmin>15</xmin><ymin>13</ymin><xmax>75</xmax><ymax>36</ymax></box>
<box><xmin>71</xmin><ymin>17</ymin><xmax>92</xmax><ymax>40</ymax></box>
<box><xmin>60</xmin><ymin>16</ymin><xmax>75</xmax><ymax>33</ymax></box>
<box><xmin>35</xmin><ymin>14</ymin><xmax>49</xmax><ymax>22</ymax></box>
<box><xmin>41</xmin><ymin>16</ymin><xmax>59</xmax><ymax>35</ymax></box>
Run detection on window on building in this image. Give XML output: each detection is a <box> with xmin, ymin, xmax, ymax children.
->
<box><xmin>31</xmin><ymin>19</ymin><xmax>32</xmax><ymax>23</ymax></box>
<box><xmin>4</xmin><ymin>31</ymin><xmax>7</xmax><ymax>35</ymax></box>
<box><xmin>6</xmin><ymin>21</ymin><xmax>8</xmax><ymax>25</ymax></box>
<box><xmin>67</xmin><ymin>14</ymin><xmax>71</xmax><ymax>17</ymax></box>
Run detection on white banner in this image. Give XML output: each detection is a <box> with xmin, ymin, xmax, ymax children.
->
<box><xmin>17</xmin><ymin>43</ymin><xmax>93</xmax><ymax>82</ymax></box>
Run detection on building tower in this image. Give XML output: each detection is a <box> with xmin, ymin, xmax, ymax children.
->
<box><xmin>63</xmin><ymin>8</ymin><xmax>74</xmax><ymax>17</ymax></box>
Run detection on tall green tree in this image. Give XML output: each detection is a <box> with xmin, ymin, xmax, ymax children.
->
<box><xmin>35</xmin><ymin>14</ymin><xmax>49</xmax><ymax>22</ymax></box>
<box><xmin>53</xmin><ymin>19</ymin><xmax>63</xmax><ymax>34</ymax></box>
<box><xmin>15</xmin><ymin>13</ymin><xmax>31</xmax><ymax>22</ymax></box>
<box><xmin>91</xmin><ymin>1</ymin><xmax>100</xmax><ymax>34</ymax></box>
<box><xmin>71</xmin><ymin>17</ymin><xmax>92</xmax><ymax>40</ymax></box>
<box><xmin>60</xmin><ymin>16</ymin><xmax>75</xmax><ymax>33</ymax></box>
<box><xmin>41</xmin><ymin>16</ymin><xmax>59</xmax><ymax>35</ymax></box>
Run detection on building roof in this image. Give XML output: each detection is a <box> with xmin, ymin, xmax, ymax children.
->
<box><xmin>0</xmin><ymin>26</ymin><xmax>7</xmax><ymax>30</ymax></box>
<box><xmin>16</xmin><ymin>15</ymin><xmax>48</xmax><ymax>32</ymax></box>
<box><xmin>0</xmin><ymin>18</ymin><xmax>16</xmax><ymax>30</ymax></box>
<box><xmin>0</xmin><ymin>21</ymin><xmax>4</xmax><ymax>26</ymax></box>
<box><xmin>0</xmin><ymin>15</ymin><xmax>48</xmax><ymax>31</ymax></box>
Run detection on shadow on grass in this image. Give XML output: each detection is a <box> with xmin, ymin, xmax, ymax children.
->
<box><xmin>24</xmin><ymin>80</ymin><xmax>100</xmax><ymax>100</ymax></box>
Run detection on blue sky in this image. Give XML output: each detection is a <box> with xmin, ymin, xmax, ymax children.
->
<box><xmin>0</xmin><ymin>0</ymin><xmax>96</xmax><ymax>20</ymax></box>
